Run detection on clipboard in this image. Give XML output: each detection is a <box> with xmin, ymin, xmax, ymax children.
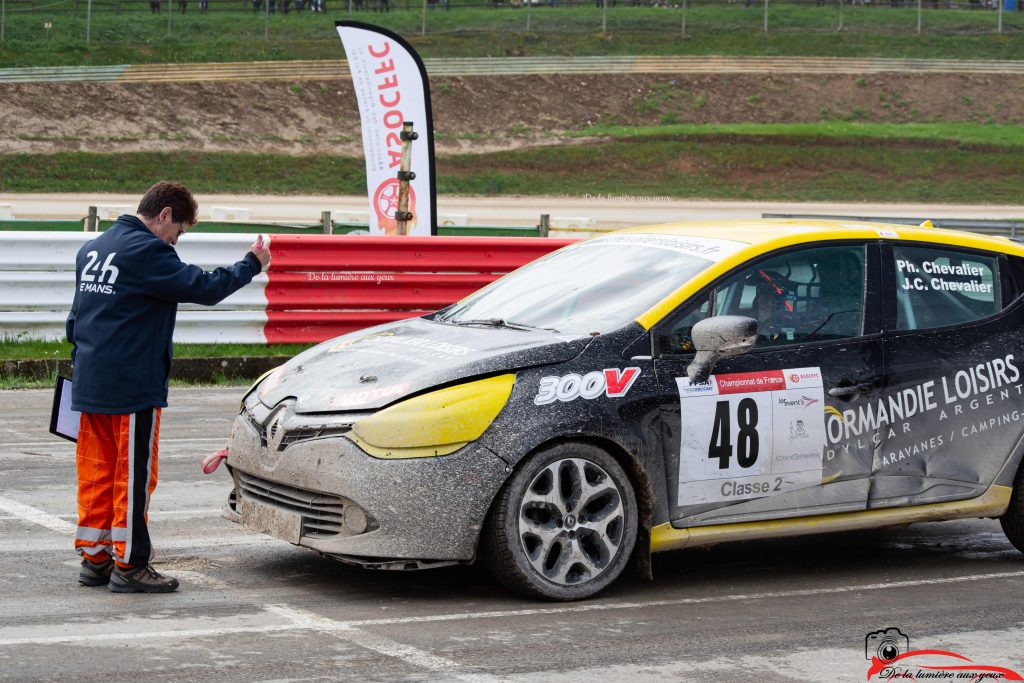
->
<box><xmin>49</xmin><ymin>375</ymin><xmax>80</xmax><ymax>443</ymax></box>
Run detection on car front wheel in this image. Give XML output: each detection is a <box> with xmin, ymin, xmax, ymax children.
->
<box><xmin>484</xmin><ymin>442</ymin><xmax>638</xmax><ymax>601</ymax></box>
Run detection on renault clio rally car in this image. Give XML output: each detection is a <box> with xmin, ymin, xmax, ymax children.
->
<box><xmin>221</xmin><ymin>220</ymin><xmax>1024</xmax><ymax>600</ymax></box>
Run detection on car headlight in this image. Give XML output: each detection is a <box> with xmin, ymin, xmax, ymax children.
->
<box><xmin>349</xmin><ymin>374</ymin><xmax>515</xmax><ymax>459</ymax></box>
<box><xmin>240</xmin><ymin>366</ymin><xmax>279</xmax><ymax>409</ymax></box>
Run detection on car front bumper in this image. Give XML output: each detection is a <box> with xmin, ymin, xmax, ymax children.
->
<box><xmin>223</xmin><ymin>414</ymin><xmax>510</xmax><ymax>562</ymax></box>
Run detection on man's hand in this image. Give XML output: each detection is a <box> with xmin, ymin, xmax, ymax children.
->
<box><xmin>250</xmin><ymin>234</ymin><xmax>271</xmax><ymax>271</ymax></box>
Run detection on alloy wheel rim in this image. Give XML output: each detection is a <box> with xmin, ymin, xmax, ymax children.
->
<box><xmin>517</xmin><ymin>457</ymin><xmax>626</xmax><ymax>586</ymax></box>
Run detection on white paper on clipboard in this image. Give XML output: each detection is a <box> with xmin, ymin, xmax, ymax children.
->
<box><xmin>49</xmin><ymin>376</ymin><xmax>80</xmax><ymax>443</ymax></box>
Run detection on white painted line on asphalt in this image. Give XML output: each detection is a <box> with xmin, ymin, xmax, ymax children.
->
<box><xmin>0</xmin><ymin>508</ymin><xmax>222</xmax><ymax>521</ymax></box>
<box><xmin>0</xmin><ymin>509</ymin><xmax>221</xmax><ymax>522</ymax></box>
<box><xmin>5</xmin><ymin>437</ymin><xmax>225</xmax><ymax>449</ymax></box>
<box><xmin>331</xmin><ymin>568</ymin><xmax>1024</xmax><ymax>628</ymax></box>
<box><xmin>0</xmin><ymin>622</ymin><xmax>297</xmax><ymax>647</ymax></box>
<box><xmin>0</xmin><ymin>533</ymin><xmax>281</xmax><ymax>553</ymax></box>
<box><xmin>0</xmin><ymin>570</ymin><xmax>1022</xmax><ymax>648</ymax></box>
<box><xmin>0</xmin><ymin>495</ymin><xmax>75</xmax><ymax>534</ymax></box>
<box><xmin>147</xmin><ymin>508</ymin><xmax>225</xmax><ymax>518</ymax></box>
<box><xmin>235</xmin><ymin>604</ymin><xmax>504</xmax><ymax>683</ymax></box>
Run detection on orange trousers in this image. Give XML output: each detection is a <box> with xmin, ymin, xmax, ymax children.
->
<box><xmin>74</xmin><ymin>409</ymin><xmax>161</xmax><ymax>568</ymax></box>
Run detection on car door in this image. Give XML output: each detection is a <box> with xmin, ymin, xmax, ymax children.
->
<box><xmin>873</xmin><ymin>241</ymin><xmax>1024</xmax><ymax>508</ymax></box>
<box><xmin>652</xmin><ymin>242</ymin><xmax>885</xmax><ymax>527</ymax></box>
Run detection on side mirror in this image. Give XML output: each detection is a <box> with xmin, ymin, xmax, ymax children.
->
<box><xmin>686</xmin><ymin>316</ymin><xmax>758</xmax><ymax>384</ymax></box>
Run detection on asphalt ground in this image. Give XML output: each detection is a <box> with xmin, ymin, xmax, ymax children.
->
<box><xmin>1</xmin><ymin>386</ymin><xmax>1023</xmax><ymax>682</ymax></box>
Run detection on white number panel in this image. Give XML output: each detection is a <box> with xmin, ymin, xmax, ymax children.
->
<box><xmin>676</xmin><ymin>367</ymin><xmax>825</xmax><ymax>506</ymax></box>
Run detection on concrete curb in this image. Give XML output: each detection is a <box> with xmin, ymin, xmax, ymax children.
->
<box><xmin>0</xmin><ymin>357</ymin><xmax>288</xmax><ymax>382</ymax></box>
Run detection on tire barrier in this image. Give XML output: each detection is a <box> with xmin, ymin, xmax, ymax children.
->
<box><xmin>0</xmin><ymin>232</ymin><xmax>573</xmax><ymax>344</ymax></box>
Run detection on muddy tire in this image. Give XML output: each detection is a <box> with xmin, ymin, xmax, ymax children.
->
<box><xmin>1000</xmin><ymin>462</ymin><xmax>1024</xmax><ymax>554</ymax></box>
<box><xmin>483</xmin><ymin>442</ymin><xmax>638</xmax><ymax>601</ymax></box>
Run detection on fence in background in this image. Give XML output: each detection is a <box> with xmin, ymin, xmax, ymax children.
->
<box><xmin>0</xmin><ymin>210</ymin><xmax>553</xmax><ymax>237</ymax></box>
<box><xmin>0</xmin><ymin>231</ymin><xmax>572</xmax><ymax>343</ymax></box>
<box><xmin>5</xmin><ymin>56</ymin><xmax>1024</xmax><ymax>85</ymax></box>
<box><xmin>1</xmin><ymin>0</ymin><xmax>1022</xmax><ymax>49</ymax></box>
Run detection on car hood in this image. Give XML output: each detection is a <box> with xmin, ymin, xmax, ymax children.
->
<box><xmin>256</xmin><ymin>317</ymin><xmax>591</xmax><ymax>413</ymax></box>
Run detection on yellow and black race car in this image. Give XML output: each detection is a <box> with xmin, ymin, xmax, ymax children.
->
<box><xmin>220</xmin><ymin>219</ymin><xmax>1024</xmax><ymax>600</ymax></box>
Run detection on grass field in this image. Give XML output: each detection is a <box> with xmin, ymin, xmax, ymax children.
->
<box><xmin>0</xmin><ymin>340</ymin><xmax>311</xmax><ymax>388</ymax></box>
<box><xmin>0</xmin><ymin>339</ymin><xmax>312</xmax><ymax>359</ymax></box>
<box><xmin>2</xmin><ymin>123</ymin><xmax>1022</xmax><ymax>203</ymax></box>
<box><xmin>0</xmin><ymin>375</ymin><xmax>256</xmax><ymax>389</ymax></box>
<box><xmin>0</xmin><ymin>2</ymin><xmax>1023</xmax><ymax>66</ymax></box>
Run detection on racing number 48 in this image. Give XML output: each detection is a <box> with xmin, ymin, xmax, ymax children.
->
<box><xmin>708</xmin><ymin>398</ymin><xmax>759</xmax><ymax>469</ymax></box>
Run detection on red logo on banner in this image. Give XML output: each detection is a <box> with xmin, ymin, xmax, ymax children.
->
<box><xmin>372</xmin><ymin>178</ymin><xmax>417</xmax><ymax>236</ymax></box>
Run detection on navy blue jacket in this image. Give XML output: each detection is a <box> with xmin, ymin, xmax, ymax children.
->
<box><xmin>66</xmin><ymin>215</ymin><xmax>262</xmax><ymax>414</ymax></box>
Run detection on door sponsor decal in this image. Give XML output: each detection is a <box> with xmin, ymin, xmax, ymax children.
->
<box><xmin>824</xmin><ymin>354</ymin><xmax>1021</xmax><ymax>470</ymax></box>
<box><xmin>677</xmin><ymin>367</ymin><xmax>825</xmax><ymax>505</ymax></box>
<box><xmin>535</xmin><ymin>368</ymin><xmax>641</xmax><ymax>405</ymax></box>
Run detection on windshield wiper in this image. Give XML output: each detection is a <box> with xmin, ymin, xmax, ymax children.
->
<box><xmin>448</xmin><ymin>318</ymin><xmax>560</xmax><ymax>333</ymax></box>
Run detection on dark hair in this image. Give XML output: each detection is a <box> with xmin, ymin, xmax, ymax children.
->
<box><xmin>137</xmin><ymin>181</ymin><xmax>198</xmax><ymax>225</ymax></box>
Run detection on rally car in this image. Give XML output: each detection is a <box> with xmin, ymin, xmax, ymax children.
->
<box><xmin>220</xmin><ymin>219</ymin><xmax>1024</xmax><ymax>600</ymax></box>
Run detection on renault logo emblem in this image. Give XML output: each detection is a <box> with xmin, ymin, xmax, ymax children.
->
<box><xmin>267</xmin><ymin>413</ymin><xmax>286</xmax><ymax>454</ymax></box>
<box><xmin>258</xmin><ymin>404</ymin><xmax>290</xmax><ymax>468</ymax></box>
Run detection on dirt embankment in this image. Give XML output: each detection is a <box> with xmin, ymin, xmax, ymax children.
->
<box><xmin>1</xmin><ymin>73</ymin><xmax>1021</xmax><ymax>156</ymax></box>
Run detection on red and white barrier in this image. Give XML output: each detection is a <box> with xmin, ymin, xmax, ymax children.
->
<box><xmin>263</xmin><ymin>235</ymin><xmax>574</xmax><ymax>343</ymax></box>
<box><xmin>0</xmin><ymin>232</ymin><xmax>573</xmax><ymax>344</ymax></box>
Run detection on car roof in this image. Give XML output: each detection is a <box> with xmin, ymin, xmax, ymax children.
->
<box><xmin>621</xmin><ymin>218</ymin><xmax>1024</xmax><ymax>255</ymax></box>
<box><xmin>624</xmin><ymin>219</ymin><xmax>1024</xmax><ymax>330</ymax></box>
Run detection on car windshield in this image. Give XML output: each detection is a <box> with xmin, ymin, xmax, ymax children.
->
<box><xmin>436</xmin><ymin>233</ymin><xmax>746</xmax><ymax>335</ymax></box>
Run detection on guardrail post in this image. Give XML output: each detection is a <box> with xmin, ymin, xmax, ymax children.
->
<box><xmin>539</xmin><ymin>214</ymin><xmax>550</xmax><ymax>238</ymax></box>
<box><xmin>86</xmin><ymin>206</ymin><xmax>98</xmax><ymax>232</ymax></box>
<box><xmin>321</xmin><ymin>210</ymin><xmax>333</xmax><ymax>235</ymax></box>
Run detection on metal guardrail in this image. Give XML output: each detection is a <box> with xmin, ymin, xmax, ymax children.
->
<box><xmin>0</xmin><ymin>231</ymin><xmax>570</xmax><ymax>343</ymax></box>
<box><xmin>3</xmin><ymin>56</ymin><xmax>1024</xmax><ymax>84</ymax></box>
<box><xmin>761</xmin><ymin>213</ymin><xmax>1024</xmax><ymax>237</ymax></box>
<box><xmin>0</xmin><ymin>232</ymin><xmax>269</xmax><ymax>343</ymax></box>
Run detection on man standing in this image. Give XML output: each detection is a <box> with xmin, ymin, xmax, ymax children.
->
<box><xmin>66</xmin><ymin>181</ymin><xmax>271</xmax><ymax>593</ymax></box>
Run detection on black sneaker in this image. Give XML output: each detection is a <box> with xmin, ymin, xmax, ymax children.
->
<box><xmin>108</xmin><ymin>564</ymin><xmax>180</xmax><ymax>593</ymax></box>
<box><xmin>78</xmin><ymin>558</ymin><xmax>114</xmax><ymax>587</ymax></box>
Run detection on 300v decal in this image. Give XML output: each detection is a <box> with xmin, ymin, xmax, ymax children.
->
<box><xmin>535</xmin><ymin>368</ymin><xmax>641</xmax><ymax>405</ymax></box>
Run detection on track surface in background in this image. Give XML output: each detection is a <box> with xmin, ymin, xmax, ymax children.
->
<box><xmin>4</xmin><ymin>195</ymin><xmax>1024</xmax><ymax>228</ymax></box>
<box><xmin>1</xmin><ymin>387</ymin><xmax>1022</xmax><ymax>682</ymax></box>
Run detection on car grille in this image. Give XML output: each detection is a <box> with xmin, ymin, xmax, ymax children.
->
<box><xmin>242</xmin><ymin>408</ymin><xmax>351</xmax><ymax>452</ymax></box>
<box><xmin>237</xmin><ymin>471</ymin><xmax>375</xmax><ymax>538</ymax></box>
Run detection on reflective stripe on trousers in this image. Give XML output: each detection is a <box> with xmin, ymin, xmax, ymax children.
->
<box><xmin>75</xmin><ymin>409</ymin><xmax>161</xmax><ymax>566</ymax></box>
